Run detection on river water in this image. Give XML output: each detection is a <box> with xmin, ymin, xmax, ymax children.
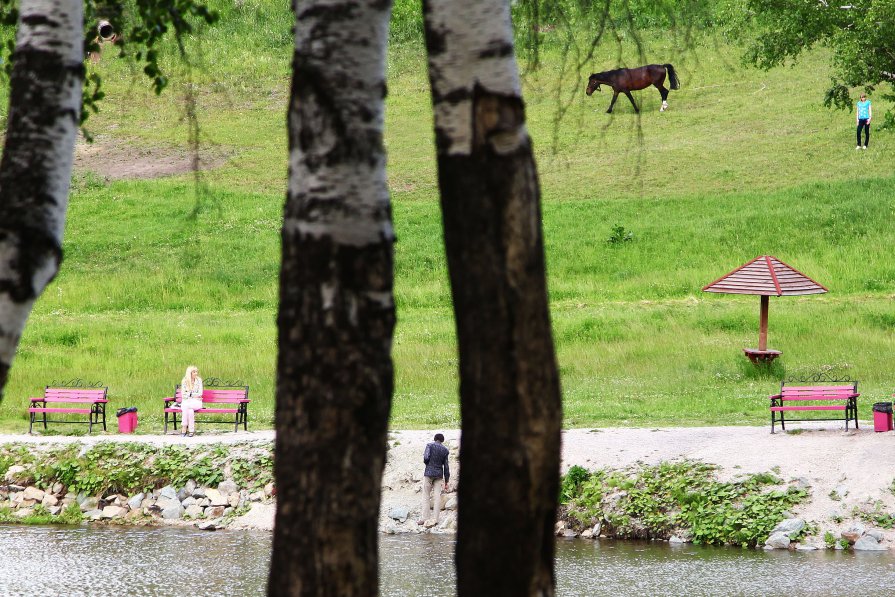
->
<box><xmin>1</xmin><ymin>525</ymin><xmax>893</xmax><ymax>596</ymax></box>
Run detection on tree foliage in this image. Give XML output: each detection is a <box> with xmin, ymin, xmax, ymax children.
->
<box><xmin>0</xmin><ymin>0</ymin><xmax>218</xmax><ymax>126</ymax></box>
<box><xmin>724</xmin><ymin>0</ymin><xmax>895</xmax><ymax>118</ymax></box>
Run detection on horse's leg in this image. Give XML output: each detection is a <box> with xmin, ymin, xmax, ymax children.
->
<box><xmin>624</xmin><ymin>91</ymin><xmax>639</xmax><ymax>113</ymax></box>
<box><xmin>657</xmin><ymin>84</ymin><xmax>669</xmax><ymax>112</ymax></box>
<box><xmin>607</xmin><ymin>91</ymin><xmax>620</xmax><ymax>113</ymax></box>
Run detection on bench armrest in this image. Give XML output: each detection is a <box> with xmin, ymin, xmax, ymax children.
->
<box><xmin>163</xmin><ymin>397</ymin><xmax>177</xmax><ymax>403</ymax></box>
<box><xmin>769</xmin><ymin>394</ymin><xmax>782</xmax><ymax>400</ymax></box>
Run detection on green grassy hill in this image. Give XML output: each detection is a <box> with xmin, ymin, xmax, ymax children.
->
<box><xmin>1</xmin><ymin>1</ymin><xmax>893</xmax><ymax>431</ymax></box>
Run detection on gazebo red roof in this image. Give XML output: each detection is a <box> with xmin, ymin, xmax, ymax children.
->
<box><xmin>702</xmin><ymin>255</ymin><xmax>828</xmax><ymax>297</ymax></box>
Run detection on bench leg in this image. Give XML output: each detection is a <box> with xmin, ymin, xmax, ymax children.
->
<box><xmin>771</xmin><ymin>410</ymin><xmax>775</xmax><ymax>434</ymax></box>
<box><xmin>43</xmin><ymin>410</ymin><xmax>48</xmax><ymax>430</ymax></box>
<box><xmin>164</xmin><ymin>412</ymin><xmax>168</xmax><ymax>434</ymax></box>
<box><xmin>29</xmin><ymin>412</ymin><xmax>34</xmax><ymax>435</ymax></box>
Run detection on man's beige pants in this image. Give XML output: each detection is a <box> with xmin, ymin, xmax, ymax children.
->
<box><xmin>421</xmin><ymin>476</ymin><xmax>444</xmax><ymax>523</ymax></box>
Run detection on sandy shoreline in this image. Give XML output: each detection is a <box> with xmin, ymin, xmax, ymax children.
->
<box><xmin>5</xmin><ymin>423</ymin><xmax>894</xmax><ymax>546</ymax></box>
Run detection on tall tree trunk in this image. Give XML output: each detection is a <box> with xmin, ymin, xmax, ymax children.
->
<box><xmin>269</xmin><ymin>0</ymin><xmax>395</xmax><ymax>595</ymax></box>
<box><xmin>422</xmin><ymin>1</ymin><xmax>563</xmax><ymax>595</ymax></box>
<box><xmin>0</xmin><ymin>0</ymin><xmax>84</xmax><ymax>396</ymax></box>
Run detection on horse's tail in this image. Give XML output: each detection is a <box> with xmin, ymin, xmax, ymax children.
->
<box><xmin>664</xmin><ymin>64</ymin><xmax>680</xmax><ymax>90</ymax></box>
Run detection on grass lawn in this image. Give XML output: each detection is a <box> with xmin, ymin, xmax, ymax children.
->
<box><xmin>1</xmin><ymin>2</ymin><xmax>893</xmax><ymax>432</ymax></box>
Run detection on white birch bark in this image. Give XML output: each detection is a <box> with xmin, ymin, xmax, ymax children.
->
<box><xmin>424</xmin><ymin>0</ymin><xmax>527</xmax><ymax>155</ymax></box>
<box><xmin>0</xmin><ymin>0</ymin><xmax>84</xmax><ymax>393</ymax></box>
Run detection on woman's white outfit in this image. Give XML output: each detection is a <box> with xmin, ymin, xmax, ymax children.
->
<box><xmin>181</xmin><ymin>378</ymin><xmax>203</xmax><ymax>433</ymax></box>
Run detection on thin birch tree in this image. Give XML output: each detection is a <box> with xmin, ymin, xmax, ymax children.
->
<box><xmin>0</xmin><ymin>0</ymin><xmax>84</xmax><ymax>393</ymax></box>
<box><xmin>422</xmin><ymin>1</ymin><xmax>563</xmax><ymax>595</ymax></box>
<box><xmin>268</xmin><ymin>0</ymin><xmax>396</xmax><ymax>594</ymax></box>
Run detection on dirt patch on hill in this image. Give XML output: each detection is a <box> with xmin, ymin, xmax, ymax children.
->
<box><xmin>74</xmin><ymin>137</ymin><xmax>230</xmax><ymax>180</ymax></box>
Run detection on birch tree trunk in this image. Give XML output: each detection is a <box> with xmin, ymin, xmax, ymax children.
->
<box><xmin>269</xmin><ymin>0</ymin><xmax>395</xmax><ymax>594</ymax></box>
<box><xmin>0</xmin><ymin>0</ymin><xmax>83</xmax><ymax>395</ymax></box>
<box><xmin>422</xmin><ymin>1</ymin><xmax>563</xmax><ymax>595</ymax></box>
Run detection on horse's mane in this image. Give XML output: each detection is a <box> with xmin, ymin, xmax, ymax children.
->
<box><xmin>592</xmin><ymin>68</ymin><xmax>626</xmax><ymax>79</ymax></box>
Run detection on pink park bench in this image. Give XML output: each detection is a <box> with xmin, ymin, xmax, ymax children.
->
<box><xmin>28</xmin><ymin>386</ymin><xmax>108</xmax><ymax>434</ymax></box>
<box><xmin>163</xmin><ymin>381</ymin><xmax>250</xmax><ymax>433</ymax></box>
<box><xmin>769</xmin><ymin>381</ymin><xmax>859</xmax><ymax>434</ymax></box>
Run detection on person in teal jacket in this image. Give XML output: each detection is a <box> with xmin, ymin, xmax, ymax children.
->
<box><xmin>856</xmin><ymin>94</ymin><xmax>872</xmax><ymax>149</ymax></box>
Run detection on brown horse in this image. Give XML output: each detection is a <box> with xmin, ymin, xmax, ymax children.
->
<box><xmin>586</xmin><ymin>64</ymin><xmax>680</xmax><ymax>114</ymax></box>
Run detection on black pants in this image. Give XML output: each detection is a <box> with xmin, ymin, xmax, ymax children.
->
<box><xmin>857</xmin><ymin>119</ymin><xmax>870</xmax><ymax>147</ymax></box>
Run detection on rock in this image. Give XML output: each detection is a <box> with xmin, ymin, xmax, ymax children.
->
<box><xmin>561</xmin><ymin>529</ymin><xmax>578</xmax><ymax>538</ymax></box>
<box><xmin>52</xmin><ymin>482</ymin><xmax>64</xmax><ymax>495</ymax></box>
<box><xmin>555</xmin><ymin>520</ymin><xmax>567</xmax><ymax>532</ymax></box>
<box><xmin>141</xmin><ymin>497</ymin><xmax>156</xmax><ymax>509</ymax></box>
<box><xmin>155</xmin><ymin>497</ymin><xmax>176</xmax><ymax>511</ymax></box>
<box><xmin>4</xmin><ymin>465</ymin><xmax>25</xmax><ymax>482</ymax></box>
<box><xmin>228</xmin><ymin>493</ymin><xmax>240</xmax><ymax>508</ymax></box>
<box><xmin>22</xmin><ymin>487</ymin><xmax>45</xmax><ymax>501</ymax></box>
<box><xmin>15</xmin><ymin>508</ymin><xmax>34</xmax><ymax>518</ymax></box>
<box><xmin>176</xmin><ymin>487</ymin><xmax>189</xmax><ymax>502</ymax></box>
<box><xmin>765</xmin><ymin>532</ymin><xmax>791</xmax><ymax>549</ymax></box>
<box><xmin>205</xmin><ymin>506</ymin><xmax>226</xmax><ymax>518</ymax></box>
<box><xmin>444</xmin><ymin>497</ymin><xmax>458</xmax><ymax>511</ymax></box>
<box><xmin>7</xmin><ymin>484</ymin><xmax>25</xmax><ymax>492</ymax></box>
<box><xmin>161</xmin><ymin>502</ymin><xmax>184</xmax><ymax>520</ymax></box>
<box><xmin>80</xmin><ymin>497</ymin><xmax>99</xmax><ymax>512</ymax></box>
<box><xmin>238</xmin><ymin>490</ymin><xmax>250</xmax><ymax>509</ymax></box>
<box><xmin>249</xmin><ymin>491</ymin><xmax>265</xmax><ymax>503</ymax></box>
<box><xmin>223</xmin><ymin>507</ymin><xmax>233</xmax><ymax>517</ymax></box>
<box><xmin>848</xmin><ymin>523</ymin><xmax>866</xmax><ymax>537</ymax></box>
<box><xmin>771</xmin><ymin>518</ymin><xmax>805</xmax><ymax>537</ymax></box>
<box><xmin>41</xmin><ymin>494</ymin><xmax>59</xmax><ymax>507</ymax></box>
<box><xmin>85</xmin><ymin>509</ymin><xmax>104</xmax><ymax>520</ymax></box>
<box><xmin>581</xmin><ymin>529</ymin><xmax>594</xmax><ymax>539</ymax></box>
<box><xmin>185</xmin><ymin>479</ymin><xmax>197</xmax><ymax>495</ymax></box>
<box><xmin>128</xmin><ymin>493</ymin><xmax>145</xmax><ymax>510</ymax></box>
<box><xmin>854</xmin><ymin>536</ymin><xmax>888</xmax><ymax>551</ymax></box>
<box><xmin>592</xmin><ymin>522</ymin><xmax>603</xmax><ymax>537</ymax></box>
<box><xmin>228</xmin><ymin>503</ymin><xmax>276</xmax><ymax>531</ymax></box>
<box><xmin>204</xmin><ymin>488</ymin><xmax>228</xmax><ymax>506</ymax></box>
<box><xmin>184</xmin><ymin>505</ymin><xmax>204</xmax><ymax>518</ymax></box>
<box><xmin>388</xmin><ymin>506</ymin><xmax>410</xmax><ymax>522</ymax></box>
<box><xmin>101</xmin><ymin>506</ymin><xmax>127</xmax><ymax>519</ymax></box>
<box><xmin>47</xmin><ymin>506</ymin><xmax>62</xmax><ymax>516</ymax></box>
<box><xmin>795</xmin><ymin>544</ymin><xmax>817</xmax><ymax>551</ymax></box>
<box><xmin>192</xmin><ymin>487</ymin><xmax>206</xmax><ymax>499</ymax></box>
<box><xmin>18</xmin><ymin>499</ymin><xmax>37</xmax><ymax>509</ymax></box>
<box><xmin>867</xmin><ymin>529</ymin><xmax>884</xmax><ymax>541</ymax></box>
<box><xmin>424</xmin><ymin>519</ymin><xmax>438</xmax><ymax>528</ymax></box>
<box><xmin>159</xmin><ymin>486</ymin><xmax>178</xmax><ymax>501</ymax></box>
<box><xmin>181</xmin><ymin>497</ymin><xmax>197</xmax><ymax>507</ymax></box>
<box><xmin>218</xmin><ymin>480</ymin><xmax>239</xmax><ymax>497</ymax></box>
<box><xmin>827</xmin><ymin>509</ymin><xmax>842</xmax><ymax>521</ymax></box>
<box><xmin>793</xmin><ymin>477</ymin><xmax>810</xmax><ymax>489</ymax></box>
<box><xmin>669</xmin><ymin>536</ymin><xmax>687</xmax><ymax>544</ymax></box>
<box><xmin>197</xmin><ymin>498</ymin><xmax>211</xmax><ymax>508</ymax></box>
<box><xmin>197</xmin><ymin>520</ymin><xmax>219</xmax><ymax>531</ymax></box>
<box><xmin>264</xmin><ymin>482</ymin><xmax>275</xmax><ymax>497</ymax></box>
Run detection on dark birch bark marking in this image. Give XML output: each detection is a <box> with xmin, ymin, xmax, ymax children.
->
<box><xmin>0</xmin><ymin>0</ymin><xmax>83</xmax><ymax>397</ymax></box>
<box><xmin>269</xmin><ymin>0</ymin><xmax>395</xmax><ymax>595</ymax></box>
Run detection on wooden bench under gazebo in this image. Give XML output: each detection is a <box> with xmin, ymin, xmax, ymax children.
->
<box><xmin>702</xmin><ymin>256</ymin><xmax>828</xmax><ymax>363</ymax></box>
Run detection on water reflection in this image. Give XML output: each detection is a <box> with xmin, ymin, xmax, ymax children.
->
<box><xmin>1</xmin><ymin>525</ymin><xmax>893</xmax><ymax>596</ymax></box>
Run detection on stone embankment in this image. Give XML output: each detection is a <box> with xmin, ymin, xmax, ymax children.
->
<box><xmin>2</xmin><ymin>465</ymin><xmax>275</xmax><ymax>531</ymax></box>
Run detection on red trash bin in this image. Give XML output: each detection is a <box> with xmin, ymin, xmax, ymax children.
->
<box><xmin>872</xmin><ymin>403</ymin><xmax>893</xmax><ymax>433</ymax></box>
<box><xmin>116</xmin><ymin>408</ymin><xmax>138</xmax><ymax>433</ymax></box>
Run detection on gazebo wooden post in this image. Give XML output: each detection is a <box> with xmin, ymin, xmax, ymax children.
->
<box><xmin>758</xmin><ymin>295</ymin><xmax>769</xmax><ymax>351</ymax></box>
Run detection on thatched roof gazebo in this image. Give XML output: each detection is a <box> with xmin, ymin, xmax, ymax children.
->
<box><xmin>702</xmin><ymin>255</ymin><xmax>828</xmax><ymax>363</ymax></box>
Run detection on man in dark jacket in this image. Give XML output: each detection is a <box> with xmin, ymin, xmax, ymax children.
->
<box><xmin>418</xmin><ymin>433</ymin><xmax>451</xmax><ymax>525</ymax></box>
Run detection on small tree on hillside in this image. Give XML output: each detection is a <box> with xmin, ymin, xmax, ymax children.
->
<box><xmin>725</xmin><ymin>0</ymin><xmax>895</xmax><ymax>122</ymax></box>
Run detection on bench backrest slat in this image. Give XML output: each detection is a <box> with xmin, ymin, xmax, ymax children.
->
<box><xmin>172</xmin><ymin>385</ymin><xmax>249</xmax><ymax>403</ymax></box>
<box><xmin>778</xmin><ymin>382</ymin><xmax>857</xmax><ymax>401</ymax></box>
<box><xmin>43</xmin><ymin>388</ymin><xmax>107</xmax><ymax>400</ymax></box>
